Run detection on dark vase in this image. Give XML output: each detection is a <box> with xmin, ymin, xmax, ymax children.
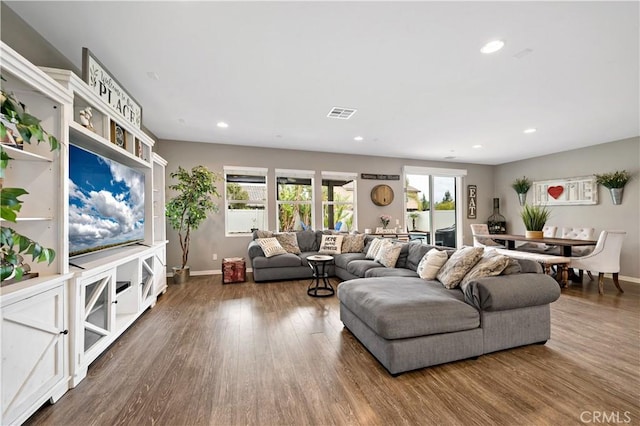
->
<box><xmin>487</xmin><ymin>198</ymin><xmax>506</xmax><ymax>234</ymax></box>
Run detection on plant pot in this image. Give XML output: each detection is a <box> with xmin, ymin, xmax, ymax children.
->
<box><xmin>525</xmin><ymin>230</ymin><xmax>544</xmax><ymax>239</ymax></box>
<box><xmin>609</xmin><ymin>188</ymin><xmax>623</xmax><ymax>205</ymax></box>
<box><xmin>517</xmin><ymin>193</ymin><xmax>527</xmax><ymax>206</ymax></box>
<box><xmin>172</xmin><ymin>266</ymin><xmax>190</xmax><ymax>284</ymax></box>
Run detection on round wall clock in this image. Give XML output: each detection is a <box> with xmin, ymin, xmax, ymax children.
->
<box><xmin>114</xmin><ymin>125</ymin><xmax>125</xmax><ymax>147</ymax></box>
<box><xmin>371</xmin><ymin>184</ymin><xmax>394</xmax><ymax>206</ymax></box>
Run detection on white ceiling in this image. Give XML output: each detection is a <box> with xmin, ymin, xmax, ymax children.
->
<box><xmin>6</xmin><ymin>1</ymin><xmax>639</xmax><ymax>165</ymax></box>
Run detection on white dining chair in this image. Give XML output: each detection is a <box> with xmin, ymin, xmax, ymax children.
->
<box><xmin>470</xmin><ymin>224</ymin><xmax>505</xmax><ymax>249</ymax></box>
<box><xmin>569</xmin><ymin>230</ymin><xmax>626</xmax><ymax>294</ymax></box>
<box><xmin>518</xmin><ymin>225</ymin><xmax>557</xmax><ymax>252</ymax></box>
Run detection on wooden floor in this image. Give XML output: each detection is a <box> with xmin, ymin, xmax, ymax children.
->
<box><xmin>26</xmin><ymin>275</ymin><xmax>640</xmax><ymax>426</ymax></box>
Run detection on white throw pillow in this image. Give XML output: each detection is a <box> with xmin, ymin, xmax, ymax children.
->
<box><xmin>417</xmin><ymin>248</ymin><xmax>449</xmax><ymax>280</ymax></box>
<box><xmin>365</xmin><ymin>238</ymin><xmax>385</xmax><ymax>259</ymax></box>
<box><xmin>318</xmin><ymin>234</ymin><xmax>344</xmax><ymax>255</ymax></box>
<box><xmin>256</xmin><ymin>237</ymin><xmax>287</xmax><ymax>258</ymax></box>
<box><xmin>374</xmin><ymin>239</ymin><xmax>393</xmax><ymax>263</ymax></box>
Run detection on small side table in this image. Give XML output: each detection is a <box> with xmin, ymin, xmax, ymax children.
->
<box><xmin>222</xmin><ymin>257</ymin><xmax>246</xmax><ymax>284</ymax></box>
<box><xmin>306</xmin><ymin>255</ymin><xmax>334</xmax><ymax>297</ymax></box>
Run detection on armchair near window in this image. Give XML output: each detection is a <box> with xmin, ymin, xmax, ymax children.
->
<box><xmin>569</xmin><ymin>230</ymin><xmax>626</xmax><ymax>294</ymax></box>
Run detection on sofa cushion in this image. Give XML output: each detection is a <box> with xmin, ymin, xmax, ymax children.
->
<box><xmin>256</xmin><ymin>237</ymin><xmax>288</xmax><ymax>258</ymax></box>
<box><xmin>346</xmin><ymin>259</ymin><xmax>384</xmax><ymax>277</ymax></box>
<box><xmin>296</xmin><ymin>230</ymin><xmax>319</xmax><ymax>252</ymax></box>
<box><xmin>364</xmin><ymin>268</ymin><xmax>419</xmax><ymax>278</ymax></box>
<box><xmin>460</xmin><ymin>250</ymin><xmax>510</xmax><ymax>288</ymax></box>
<box><xmin>375</xmin><ymin>242</ymin><xmax>403</xmax><ymax>268</ymax></box>
<box><xmin>501</xmin><ymin>257</ymin><xmax>522</xmax><ymax>275</ymax></box>
<box><xmin>341</xmin><ymin>233</ymin><xmax>366</xmax><ymax>253</ymax></box>
<box><xmin>406</xmin><ymin>243</ymin><xmax>438</xmax><ymax>271</ymax></box>
<box><xmin>365</xmin><ymin>238</ymin><xmax>386</xmax><ymax>259</ymax></box>
<box><xmin>252</xmin><ymin>253</ymin><xmax>303</xmax><ymax>268</ymax></box>
<box><xmin>275</xmin><ymin>232</ymin><xmax>301</xmax><ymax>254</ymax></box>
<box><xmin>319</xmin><ymin>234</ymin><xmax>344</xmax><ymax>255</ymax></box>
<box><xmin>337</xmin><ymin>277</ymin><xmax>480</xmax><ymax>339</ymax></box>
<box><xmin>417</xmin><ymin>248</ymin><xmax>449</xmax><ymax>280</ymax></box>
<box><xmin>334</xmin><ymin>252</ymin><xmax>367</xmax><ymax>269</ymax></box>
<box><xmin>437</xmin><ymin>247</ymin><xmax>484</xmax><ymax>289</ymax></box>
<box><xmin>394</xmin><ymin>242</ymin><xmax>410</xmax><ymax>268</ymax></box>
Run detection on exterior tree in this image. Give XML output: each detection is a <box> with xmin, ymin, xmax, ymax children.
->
<box><xmin>226</xmin><ymin>183</ymin><xmax>249</xmax><ymax>209</ymax></box>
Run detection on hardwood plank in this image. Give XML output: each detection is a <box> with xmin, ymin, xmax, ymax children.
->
<box><xmin>25</xmin><ymin>274</ymin><xmax>640</xmax><ymax>425</ymax></box>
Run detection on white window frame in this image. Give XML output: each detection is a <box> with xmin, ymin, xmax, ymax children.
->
<box><xmin>275</xmin><ymin>169</ymin><xmax>315</xmax><ymax>232</ymax></box>
<box><xmin>224</xmin><ymin>166</ymin><xmax>268</xmax><ymax>237</ymax></box>
<box><xmin>321</xmin><ymin>171</ymin><xmax>357</xmax><ymax>231</ymax></box>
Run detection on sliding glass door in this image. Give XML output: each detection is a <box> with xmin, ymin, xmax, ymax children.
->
<box><xmin>404</xmin><ymin>167</ymin><xmax>466</xmax><ymax>248</ymax></box>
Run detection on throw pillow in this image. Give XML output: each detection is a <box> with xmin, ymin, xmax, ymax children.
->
<box><xmin>255</xmin><ymin>230</ymin><xmax>273</xmax><ymax>239</ymax></box>
<box><xmin>375</xmin><ymin>242</ymin><xmax>404</xmax><ymax>268</ymax></box>
<box><xmin>417</xmin><ymin>248</ymin><xmax>449</xmax><ymax>280</ymax></box>
<box><xmin>436</xmin><ymin>246</ymin><xmax>484</xmax><ymax>289</ymax></box>
<box><xmin>256</xmin><ymin>237</ymin><xmax>287</xmax><ymax>258</ymax></box>
<box><xmin>501</xmin><ymin>257</ymin><xmax>522</xmax><ymax>275</ymax></box>
<box><xmin>274</xmin><ymin>232</ymin><xmax>301</xmax><ymax>254</ymax></box>
<box><xmin>460</xmin><ymin>250</ymin><xmax>511</xmax><ymax>288</ymax></box>
<box><xmin>365</xmin><ymin>238</ymin><xmax>385</xmax><ymax>259</ymax></box>
<box><xmin>341</xmin><ymin>233</ymin><xmax>366</xmax><ymax>253</ymax></box>
<box><xmin>318</xmin><ymin>234</ymin><xmax>344</xmax><ymax>255</ymax></box>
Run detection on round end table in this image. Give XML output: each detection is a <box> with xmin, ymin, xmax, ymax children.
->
<box><xmin>306</xmin><ymin>255</ymin><xmax>334</xmax><ymax>297</ymax></box>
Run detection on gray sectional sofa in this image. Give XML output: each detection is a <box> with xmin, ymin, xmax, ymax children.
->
<box><xmin>248</xmin><ymin>230</ymin><xmax>562</xmax><ymax>375</ymax></box>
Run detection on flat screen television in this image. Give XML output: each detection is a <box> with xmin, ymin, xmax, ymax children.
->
<box><xmin>68</xmin><ymin>144</ymin><xmax>145</xmax><ymax>257</ymax></box>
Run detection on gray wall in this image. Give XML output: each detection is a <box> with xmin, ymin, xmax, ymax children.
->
<box><xmin>157</xmin><ymin>140</ymin><xmax>494</xmax><ymax>274</ymax></box>
<box><xmin>494</xmin><ymin>137</ymin><xmax>639</xmax><ymax>280</ymax></box>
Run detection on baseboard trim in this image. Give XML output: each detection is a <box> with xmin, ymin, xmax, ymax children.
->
<box><xmin>166</xmin><ymin>268</ymin><xmax>253</xmax><ymax>278</ymax></box>
<box><xmin>620</xmin><ymin>275</ymin><xmax>640</xmax><ymax>284</ymax></box>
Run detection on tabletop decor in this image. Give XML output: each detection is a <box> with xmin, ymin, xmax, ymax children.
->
<box><xmin>511</xmin><ymin>176</ymin><xmax>532</xmax><ymax>206</ymax></box>
<box><xmin>380</xmin><ymin>214</ymin><xmax>391</xmax><ymax>228</ymax></box>
<box><xmin>520</xmin><ymin>203</ymin><xmax>551</xmax><ymax>238</ymax></box>
<box><xmin>594</xmin><ymin>170</ymin><xmax>631</xmax><ymax>205</ymax></box>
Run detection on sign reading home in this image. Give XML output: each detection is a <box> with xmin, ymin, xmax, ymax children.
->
<box><xmin>82</xmin><ymin>48</ymin><xmax>142</xmax><ymax>128</ymax></box>
<box><xmin>532</xmin><ymin>176</ymin><xmax>598</xmax><ymax>205</ymax></box>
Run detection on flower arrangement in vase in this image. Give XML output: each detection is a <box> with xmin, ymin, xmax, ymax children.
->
<box><xmin>380</xmin><ymin>214</ymin><xmax>391</xmax><ymax>228</ymax></box>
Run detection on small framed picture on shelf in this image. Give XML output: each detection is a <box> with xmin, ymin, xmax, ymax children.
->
<box><xmin>135</xmin><ymin>139</ymin><xmax>143</xmax><ymax>159</ymax></box>
<box><xmin>110</xmin><ymin>120</ymin><xmax>126</xmax><ymax>149</ymax></box>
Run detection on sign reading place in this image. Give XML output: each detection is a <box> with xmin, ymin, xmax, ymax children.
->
<box><xmin>82</xmin><ymin>48</ymin><xmax>142</xmax><ymax>129</ymax></box>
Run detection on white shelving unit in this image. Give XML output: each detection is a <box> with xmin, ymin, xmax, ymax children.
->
<box><xmin>0</xmin><ymin>42</ymin><xmax>168</xmax><ymax>424</ymax></box>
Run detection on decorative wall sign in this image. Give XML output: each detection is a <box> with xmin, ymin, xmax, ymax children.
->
<box><xmin>361</xmin><ymin>173</ymin><xmax>400</xmax><ymax>180</ymax></box>
<box><xmin>532</xmin><ymin>176</ymin><xmax>598</xmax><ymax>205</ymax></box>
<box><xmin>82</xmin><ymin>48</ymin><xmax>142</xmax><ymax>128</ymax></box>
<box><xmin>467</xmin><ymin>185</ymin><xmax>477</xmax><ymax>219</ymax></box>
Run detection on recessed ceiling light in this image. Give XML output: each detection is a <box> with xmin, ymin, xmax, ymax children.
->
<box><xmin>523</xmin><ymin>128</ymin><xmax>537</xmax><ymax>134</ymax></box>
<box><xmin>217</xmin><ymin>122</ymin><xmax>228</xmax><ymax>128</ymax></box>
<box><xmin>354</xmin><ymin>136</ymin><xmax>363</xmax><ymax>141</ymax></box>
<box><xmin>480</xmin><ymin>40</ymin><xmax>505</xmax><ymax>54</ymax></box>
<box><xmin>472</xmin><ymin>144</ymin><xmax>482</xmax><ymax>149</ymax></box>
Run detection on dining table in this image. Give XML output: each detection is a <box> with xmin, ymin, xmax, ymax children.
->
<box><xmin>477</xmin><ymin>233</ymin><xmax>598</xmax><ymax>257</ymax></box>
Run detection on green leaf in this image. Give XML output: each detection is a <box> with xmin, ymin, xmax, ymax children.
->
<box><xmin>13</xmin><ymin>266</ymin><xmax>24</xmax><ymax>281</ymax></box>
<box><xmin>16</xmin><ymin>123</ymin><xmax>31</xmax><ymax>143</ymax></box>
<box><xmin>0</xmin><ymin>121</ymin><xmax>6</xmax><ymax>139</ymax></box>
<box><xmin>0</xmin><ymin>264</ymin><xmax>14</xmax><ymax>281</ymax></box>
<box><xmin>48</xmin><ymin>134</ymin><xmax>59</xmax><ymax>151</ymax></box>
<box><xmin>29</xmin><ymin>124</ymin><xmax>44</xmax><ymax>143</ymax></box>
<box><xmin>1</xmin><ymin>205</ymin><xmax>18</xmax><ymax>222</ymax></box>
<box><xmin>20</xmin><ymin>112</ymin><xmax>41</xmax><ymax>126</ymax></box>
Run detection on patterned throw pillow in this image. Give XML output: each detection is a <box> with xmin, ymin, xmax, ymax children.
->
<box><xmin>365</xmin><ymin>238</ymin><xmax>386</xmax><ymax>259</ymax></box>
<box><xmin>417</xmin><ymin>248</ymin><xmax>449</xmax><ymax>280</ymax></box>
<box><xmin>460</xmin><ymin>250</ymin><xmax>511</xmax><ymax>287</ymax></box>
<box><xmin>501</xmin><ymin>257</ymin><xmax>522</xmax><ymax>275</ymax></box>
<box><xmin>255</xmin><ymin>230</ymin><xmax>274</xmax><ymax>239</ymax></box>
<box><xmin>274</xmin><ymin>232</ymin><xmax>301</xmax><ymax>254</ymax></box>
<box><xmin>436</xmin><ymin>246</ymin><xmax>484</xmax><ymax>289</ymax></box>
<box><xmin>341</xmin><ymin>234</ymin><xmax>366</xmax><ymax>253</ymax></box>
<box><xmin>375</xmin><ymin>242</ymin><xmax>404</xmax><ymax>268</ymax></box>
<box><xmin>256</xmin><ymin>237</ymin><xmax>288</xmax><ymax>258</ymax></box>
<box><xmin>318</xmin><ymin>234</ymin><xmax>344</xmax><ymax>255</ymax></box>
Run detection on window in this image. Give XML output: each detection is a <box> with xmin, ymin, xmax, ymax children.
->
<box><xmin>224</xmin><ymin>166</ymin><xmax>267</xmax><ymax>236</ymax></box>
<box><xmin>322</xmin><ymin>172</ymin><xmax>357</xmax><ymax>231</ymax></box>
<box><xmin>403</xmin><ymin>166</ymin><xmax>467</xmax><ymax>248</ymax></box>
<box><xmin>275</xmin><ymin>169</ymin><xmax>314</xmax><ymax>232</ymax></box>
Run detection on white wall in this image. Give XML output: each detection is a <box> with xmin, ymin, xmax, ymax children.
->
<box><xmin>494</xmin><ymin>137</ymin><xmax>639</xmax><ymax>280</ymax></box>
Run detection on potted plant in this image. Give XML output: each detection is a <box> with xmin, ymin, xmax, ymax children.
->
<box><xmin>594</xmin><ymin>170</ymin><xmax>631</xmax><ymax>205</ymax></box>
<box><xmin>165</xmin><ymin>165</ymin><xmax>220</xmax><ymax>283</ymax></box>
<box><xmin>520</xmin><ymin>203</ymin><xmax>551</xmax><ymax>239</ymax></box>
<box><xmin>1</xmin><ymin>84</ymin><xmax>57</xmax><ymax>282</ymax></box>
<box><xmin>511</xmin><ymin>176</ymin><xmax>532</xmax><ymax>206</ymax></box>
<box><xmin>409</xmin><ymin>212</ymin><xmax>419</xmax><ymax>231</ymax></box>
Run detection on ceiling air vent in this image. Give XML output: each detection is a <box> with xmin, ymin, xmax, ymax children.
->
<box><xmin>327</xmin><ymin>107</ymin><xmax>357</xmax><ymax>119</ymax></box>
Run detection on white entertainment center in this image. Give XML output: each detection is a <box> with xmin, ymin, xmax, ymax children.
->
<box><xmin>0</xmin><ymin>42</ymin><xmax>168</xmax><ymax>425</ymax></box>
